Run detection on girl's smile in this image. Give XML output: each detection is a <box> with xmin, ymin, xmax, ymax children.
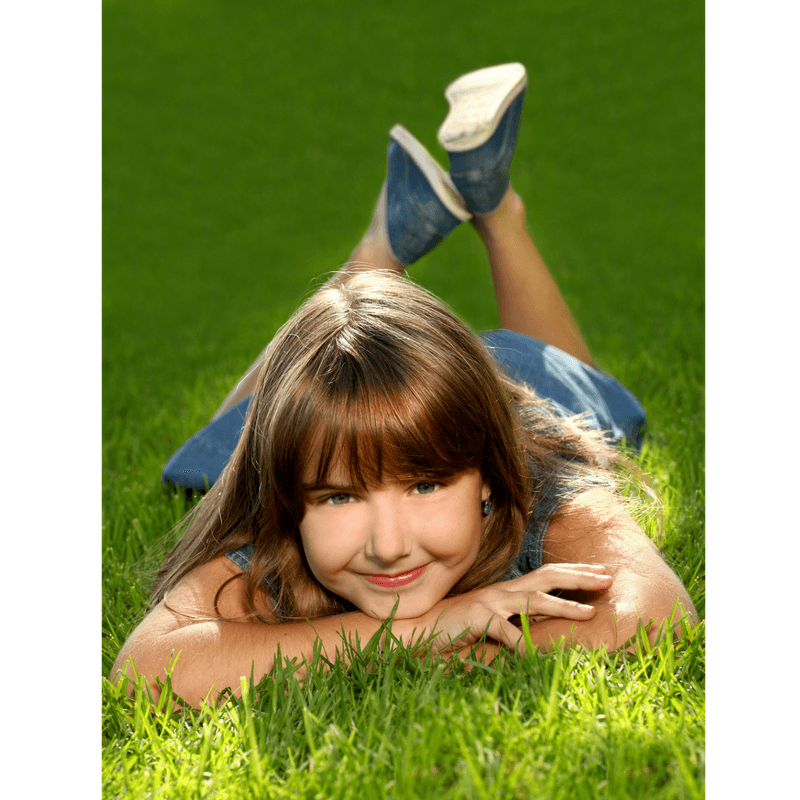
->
<box><xmin>366</xmin><ymin>563</ymin><xmax>429</xmax><ymax>588</ymax></box>
<box><xmin>299</xmin><ymin>467</ymin><xmax>490</xmax><ymax>619</ymax></box>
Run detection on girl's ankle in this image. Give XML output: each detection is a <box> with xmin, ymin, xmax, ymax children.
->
<box><xmin>472</xmin><ymin>188</ymin><xmax>527</xmax><ymax>238</ymax></box>
<box><xmin>347</xmin><ymin>236</ymin><xmax>405</xmax><ymax>274</ymax></box>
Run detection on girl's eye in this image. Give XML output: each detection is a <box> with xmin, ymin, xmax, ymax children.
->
<box><xmin>414</xmin><ymin>482</ymin><xmax>439</xmax><ymax>495</ymax></box>
<box><xmin>326</xmin><ymin>493</ymin><xmax>352</xmax><ymax>506</ymax></box>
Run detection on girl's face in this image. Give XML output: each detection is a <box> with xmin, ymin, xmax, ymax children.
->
<box><xmin>299</xmin><ymin>463</ymin><xmax>490</xmax><ymax>620</ymax></box>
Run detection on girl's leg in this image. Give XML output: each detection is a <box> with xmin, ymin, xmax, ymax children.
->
<box><xmin>472</xmin><ymin>187</ymin><xmax>596</xmax><ymax>368</ymax></box>
<box><xmin>339</xmin><ymin>184</ymin><xmax>406</xmax><ymax>276</ymax></box>
<box><xmin>346</xmin><ymin>158</ymin><xmax>591</xmax><ymax>368</ymax></box>
<box><xmin>211</xmin><ymin>352</ymin><xmax>265</xmax><ymax>419</ymax></box>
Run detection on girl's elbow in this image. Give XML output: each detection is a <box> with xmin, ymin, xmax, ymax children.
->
<box><xmin>110</xmin><ymin>638</ymin><xmax>196</xmax><ymax>705</ymax></box>
<box><xmin>110</xmin><ymin>645</ymin><xmax>170</xmax><ymax>701</ymax></box>
<box><xmin>617</xmin><ymin>591</ymin><xmax>698</xmax><ymax>649</ymax></box>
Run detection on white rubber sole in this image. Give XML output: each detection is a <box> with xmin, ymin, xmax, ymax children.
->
<box><xmin>437</xmin><ymin>63</ymin><xmax>527</xmax><ymax>153</ymax></box>
<box><xmin>389</xmin><ymin>124</ymin><xmax>472</xmax><ymax>222</ymax></box>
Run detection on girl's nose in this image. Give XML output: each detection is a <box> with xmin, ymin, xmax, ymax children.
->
<box><xmin>365</xmin><ymin>500</ymin><xmax>411</xmax><ymax>565</ymax></box>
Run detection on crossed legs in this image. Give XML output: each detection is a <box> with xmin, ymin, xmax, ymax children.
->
<box><xmin>345</xmin><ymin>179</ymin><xmax>595</xmax><ymax>367</ymax></box>
<box><xmin>347</xmin><ymin>186</ymin><xmax>594</xmax><ymax>363</ymax></box>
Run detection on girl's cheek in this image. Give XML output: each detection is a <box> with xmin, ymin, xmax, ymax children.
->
<box><xmin>301</xmin><ymin>508</ymin><xmax>364</xmax><ymax>559</ymax></box>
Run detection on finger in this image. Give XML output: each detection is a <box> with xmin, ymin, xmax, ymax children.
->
<box><xmin>505</xmin><ymin>563</ymin><xmax>611</xmax><ymax>588</ymax></box>
<box><xmin>485</xmin><ymin>616</ymin><xmax>525</xmax><ymax>653</ymax></box>
<box><xmin>515</xmin><ymin>568</ymin><xmax>613</xmax><ymax>595</ymax></box>
<box><xmin>540</xmin><ymin>563</ymin><xmax>611</xmax><ymax>577</ymax></box>
<box><xmin>509</xmin><ymin>591</ymin><xmax>598</xmax><ymax>621</ymax></box>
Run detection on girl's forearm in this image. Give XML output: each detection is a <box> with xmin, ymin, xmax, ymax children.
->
<box><xmin>113</xmin><ymin>609</ymin><xmax>390</xmax><ymax>708</ymax></box>
<box><xmin>112</xmin><ymin>606</ymin><xmax>455</xmax><ymax>709</ymax></box>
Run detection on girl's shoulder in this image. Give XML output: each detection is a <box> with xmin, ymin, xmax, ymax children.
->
<box><xmin>165</xmin><ymin>553</ymin><xmax>275</xmax><ymax>622</ymax></box>
<box><xmin>224</xmin><ymin>544</ymin><xmax>254</xmax><ymax>573</ymax></box>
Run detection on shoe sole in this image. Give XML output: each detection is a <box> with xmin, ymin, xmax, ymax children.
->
<box><xmin>437</xmin><ymin>63</ymin><xmax>528</xmax><ymax>153</ymax></box>
<box><xmin>389</xmin><ymin>124</ymin><xmax>472</xmax><ymax>222</ymax></box>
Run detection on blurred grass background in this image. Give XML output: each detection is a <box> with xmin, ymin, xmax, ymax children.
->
<box><xmin>103</xmin><ymin>0</ymin><xmax>703</xmax><ymax>670</ymax></box>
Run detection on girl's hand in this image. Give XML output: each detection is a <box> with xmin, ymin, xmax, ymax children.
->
<box><xmin>402</xmin><ymin>563</ymin><xmax>613</xmax><ymax>654</ymax></box>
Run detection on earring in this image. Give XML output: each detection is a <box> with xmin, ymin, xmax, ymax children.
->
<box><xmin>482</xmin><ymin>499</ymin><xmax>492</xmax><ymax>517</ymax></box>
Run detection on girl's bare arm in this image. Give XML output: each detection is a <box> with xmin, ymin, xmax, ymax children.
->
<box><xmin>110</xmin><ymin>554</ymin><xmax>613</xmax><ymax>707</ymax></box>
<box><xmin>110</xmin><ymin>556</ymin><xmax>393</xmax><ymax>708</ymax></box>
<box><xmin>525</xmin><ymin>488</ymin><xmax>698</xmax><ymax>650</ymax></box>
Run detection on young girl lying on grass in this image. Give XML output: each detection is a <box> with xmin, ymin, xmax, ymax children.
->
<box><xmin>111</xmin><ymin>64</ymin><xmax>696</xmax><ymax>708</ymax></box>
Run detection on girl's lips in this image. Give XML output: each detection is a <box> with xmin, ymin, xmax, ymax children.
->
<box><xmin>366</xmin><ymin>563</ymin><xmax>428</xmax><ymax>588</ymax></box>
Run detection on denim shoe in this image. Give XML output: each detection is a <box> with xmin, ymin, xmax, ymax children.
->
<box><xmin>386</xmin><ymin>124</ymin><xmax>471</xmax><ymax>266</ymax></box>
<box><xmin>438</xmin><ymin>63</ymin><xmax>527</xmax><ymax>215</ymax></box>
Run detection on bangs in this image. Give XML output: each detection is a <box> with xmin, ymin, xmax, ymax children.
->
<box><xmin>292</xmin><ymin>342</ymin><xmax>490</xmax><ymax>491</ymax></box>
<box><xmin>304</xmin><ymin>386</ymin><xmax>487</xmax><ymax>490</ymax></box>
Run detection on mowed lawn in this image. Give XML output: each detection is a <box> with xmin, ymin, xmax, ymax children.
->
<box><xmin>103</xmin><ymin>1</ymin><xmax>704</xmax><ymax>797</ymax></box>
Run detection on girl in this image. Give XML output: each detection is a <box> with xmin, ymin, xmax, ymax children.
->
<box><xmin>111</xmin><ymin>64</ymin><xmax>696</xmax><ymax>709</ymax></box>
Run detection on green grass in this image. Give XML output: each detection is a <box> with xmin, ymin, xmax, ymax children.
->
<box><xmin>104</xmin><ymin>627</ymin><xmax>704</xmax><ymax>799</ymax></box>
<box><xmin>103</xmin><ymin>0</ymin><xmax>703</xmax><ymax>797</ymax></box>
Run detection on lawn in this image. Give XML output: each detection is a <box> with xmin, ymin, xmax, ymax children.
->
<box><xmin>102</xmin><ymin>0</ymin><xmax>704</xmax><ymax>797</ymax></box>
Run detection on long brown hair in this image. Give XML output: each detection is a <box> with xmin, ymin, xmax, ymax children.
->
<box><xmin>152</xmin><ymin>269</ymin><xmax>631</xmax><ymax>620</ymax></box>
